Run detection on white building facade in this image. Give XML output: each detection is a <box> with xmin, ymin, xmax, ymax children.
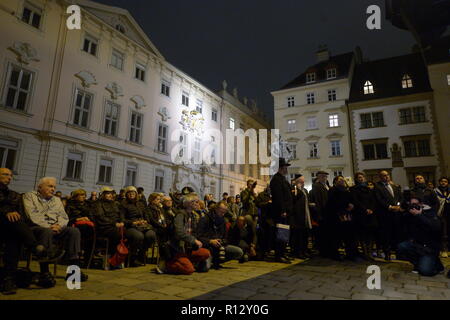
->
<box><xmin>0</xmin><ymin>0</ymin><xmax>270</xmax><ymax>197</ymax></box>
<box><xmin>348</xmin><ymin>53</ymin><xmax>443</xmax><ymax>187</ymax></box>
<box><xmin>271</xmin><ymin>47</ymin><xmax>355</xmax><ymax>189</ymax></box>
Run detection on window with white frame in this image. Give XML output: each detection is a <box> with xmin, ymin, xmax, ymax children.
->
<box><xmin>360</xmin><ymin>112</ymin><xmax>385</xmax><ymax>129</ymax></box>
<box><xmin>0</xmin><ymin>138</ymin><xmax>18</xmax><ymax>171</ymax></box>
<box><xmin>309</xmin><ymin>142</ymin><xmax>319</xmax><ymax>158</ymax></box>
<box><xmin>327</xmin><ymin>68</ymin><xmax>337</xmax><ymax>80</ymax></box>
<box><xmin>287</xmin><ymin>96</ymin><xmax>295</xmax><ymax>107</ymax></box>
<box><xmin>229</xmin><ymin>185</ymin><xmax>235</xmax><ymax>197</ymax></box>
<box><xmin>110</xmin><ymin>49</ymin><xmax>124</xmax><ymax>70</ymax></box>
<box><xmin>98</xmin><ymin>159</ymin><xmax>113</xmax><ymax>184</ymax></box>
<box><xmin>182</xmin><ymin>92</ymin><xmax>189</xmax><ymax>106</ymax></box>
<box><xmin>157</xmin><ymin>123</ymin><xmax>168</xmax><ymax>153</ymax></box>
<box><xmin>193</xmin><ymin>138</ymin><xmax>201</xmax><ymax>164</ymax></box>
<box><xmin>161</xmin><ymin>80</ymin><xmax>170</xmax><ymax>97</ymax></box>
<box><xmin>306</xmin><ymin>73</ymin><xmax>316</xmax><ymax>83</ymax></box>
<box><xmin>328</xmin><ymin>114</ymin><xmax>339</xmax><ymax>127</ymax></box>
<box><xmin>211</xmin><ymin>109</ymin><xmax>218</xmax><ymax>122</ymax></box>
<box><xmin>65</xmin><ymin>151</ymin><xmax>83</xmax><ymax>181</ymax></box>
<box><xmin>307</xmin><ymin>93</ymin><xmax>315</xmax><ymax>104</ymax></box>
<box><xmin>103</xmin><ymin>101</ymin><xmax>119</xmax><ymax>136</ymax></box>
<box><xmin>210</xmin><ymin>181</ymin><xmax>216</xmax><ymax>197</ymax></box>
<box><xmin>307</xmin><ymin>116</ymin><xmax>317</xmax><ymax>130</ymax></box>
<box><xmin>333</xmin><ymin>170</ymin><xmax>343</xmax><ymax>178</ymax></box>
<box><xmin>125</xmin><ymin>163</ymin><xmax>137</xmax><ymax>186</ymax></box>
<box><xmin>364</xmin><ymin>81</ymin><xmax>374</xmax><ymax>94</ymax></box>
<box><xmin>129</xmin><ymin>112</ymin><xmax>143</xmax><ymax>144</ymax></box>
<box><xmin>402</xmin><ymin>74</ymin><xmax>413</xmax><ymax>89</ymax></box>
<box><xmin>330</xmin><ymin>140</ymin><xmax>341</xmax><ymax>156</ymax></box>
<box><xmin>4</xmin><ymin>65</ymin><xmax>34</xmax><ymax>111</ymax></box>
<box><xmin>229</xmin><ymin>118</ymin><xmax>235</xmax><ymax>130</ymax></box>
<box><xmin>135</xmin><ymin>63</ymin><xmax>146</xmax><ymax>81</ymax></box>
<box><xmin>399</xmin><ymin>106</ymin><xmax>426</xmax><ymax>125</ymax></box>
<box><xmin>21</xmin><ymin>2</ymin><xmax>42</xmax><ymax>29</ymax></box>
<box><xmin>328</xmin><ymin>89</ymin><xmax>337</xmax><ymax>101</ymax></box>
<box><xmin>287</xmin><ymin>119</ymin><xmax>296</xmax><ymax>132</ymax></box>
<box><xmin>73</xmin><ymin>88</ymin><xmax>92</xmax><ymax>128</ymax></box>
<box><xmin>154</xmin><ymin>169</ymin><xmax>164</xmax><ymax>192</ymax></box>
<box><xmin>287</xmin><ymin>142</ymin><xmax>297</xmax><ymax>159</ymax></box>
<box><xmin>82</xmin><ymin>34</ymin><xmax>98</xmax><ymax>56</ymax></box>
<box><xmin>196</xmin><ymin>99</ymin><xmax>203</xmax><ymax>113</ymax></box>
<box><xmin>179</xmin><ymin>133</ymin><xmax>187</xmax><ymax>159</ymax></box>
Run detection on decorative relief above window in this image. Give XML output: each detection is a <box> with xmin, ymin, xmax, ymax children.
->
<box><xmin>9</xmin><ymin>42</ymin><xmax>40</xmax><ymax>64</ymax></box>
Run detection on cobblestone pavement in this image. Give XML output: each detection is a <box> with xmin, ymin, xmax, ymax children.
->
<box><xmin>2</xmin><ymin>257</ymin><xmax>450</xmax><ymax>300</ymax></box>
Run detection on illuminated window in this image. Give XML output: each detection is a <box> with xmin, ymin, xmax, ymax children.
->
<box><xmin>363</xmin><ymin>81</ymin><xmax>374</xmax><ymax>94</ymax></box>
<box><xmin>402</xmin><ymin>74</ymin><xmax>413</xmax><ymax>88</ymax></box>
<box><xmin>328</xmin><ymin>114</ymin><xmax>339</xmax><ymax>127</ymax></box>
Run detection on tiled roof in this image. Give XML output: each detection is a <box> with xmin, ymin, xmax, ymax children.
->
<box><xmin>348</xmin><ymin>53</ymin><xmax>432</xmax><ymax>104</ymax></box>
<box><xmin>278</xmin><ymin>52</ymin><xmax>354</xmax><ymax>90</ymax></box>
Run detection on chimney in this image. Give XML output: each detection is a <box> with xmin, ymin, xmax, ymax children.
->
<box><xmin>316</xmin><ymin>44</ymin><xmax>330</xmax><ymax>62</ymax></box>
<box><xmin>354</xmin><ymin>46</ymin><xmax>363</xmax><ymax>64</ymax></box>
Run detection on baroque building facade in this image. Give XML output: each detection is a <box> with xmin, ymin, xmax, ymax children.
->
<box><xmin>271</xmin><ymin>46</ymin><xmax>355</xmax><ymax>189</ymax></box>
<box><xmin>0</xmin><ymin>0</ymin><xmax>271</xmax><ymax>197</ymax></box>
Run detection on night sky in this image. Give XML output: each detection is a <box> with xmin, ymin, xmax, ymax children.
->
<box><xmin>91</xmin><ymin>0</ymin><xmax>419</xmax><ymax>124</ymax></box>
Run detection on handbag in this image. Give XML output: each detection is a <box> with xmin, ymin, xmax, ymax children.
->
<box><xmin>108</xmin><ymin>227</ymin><xmax>129</xmax><ymax>267</ymax></box>
<box><xmin>275</xmin><ymin>222</ymin><xmax>290</xmax><ymax>243</ymax></box>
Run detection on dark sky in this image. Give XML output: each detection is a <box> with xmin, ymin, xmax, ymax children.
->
<box><xmin>92</xmin><ymin>0</ymin><xmax>418</xmax><ymax>124</ymax></box>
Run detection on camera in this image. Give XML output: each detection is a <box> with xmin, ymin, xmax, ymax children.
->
<box><xmin>409</xmin><ymin>204</ymin><xmax>422</xmax><ymax>211</ymax></box>
<box><xmin>252</xmin><ymin>181</ymin><xmax>257</xmax><ymax>188</ymax></box>
<box><xmin>218</xmin><ymin>245</ymin><xmax>226</xmax><ymax>261</ymax></box>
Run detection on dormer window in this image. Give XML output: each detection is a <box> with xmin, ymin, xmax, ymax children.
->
<box><xmin>306</xmin><ymin>73</ymin><xmax>316</xmax><ymax>83</ymax></box>
<box><xmin>402</xmin><ymin>74</ymin><xmax>413</xmax><ymax>89</ymax></box>
<box><xmin>363</xmin><ymin>81</ymin><xmax>374</xmax><ymax>95</ymax></box>
<box><xmin>326</xmin><ymin>68</ymin><xmax>337</xmax><ymax>79</ymax></box>
<box><xmin>115</xmin><ymin>24</ymin><xmax>125</xmax><ymax>34</ymax></box>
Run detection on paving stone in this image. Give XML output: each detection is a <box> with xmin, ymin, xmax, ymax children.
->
<box><xmin>416</xmin><ymin>280</ymin><xmax>448</xmax><ymax>288</ymax></box>
<box><xmin>288</xmin><ymin>290</ymin><xmax>324</xmax><ymax>300</ymax></box>
<box><xmin>352</xmin><ymin>293</ymin><xmax>388</xmax><ymax>300</ymax></box>
<box><xmin>308</xmin><ymin>287</ymin><xmax>352</xmax><ymax>299</ymax></box>
<box><xmin>247</xmin><ymin>294</ymin><xmax>284</xmax><ymax>300</ymax></box>
<box><xmin>382</xmin><ymin>289</ymin><xmax>418</xmax><ymax>300</ymax></box>
<box><xmin>215</xmin><ymin>287</ymin><xmax>256</xmax><ymax>299</ymax></box>
<box><xmin>257</xmin><ymin>286</ymin><xmax>295</xmax><ymax>296</ymax></box>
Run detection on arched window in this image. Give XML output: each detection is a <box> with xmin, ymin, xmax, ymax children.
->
<box><xmin>115</xmin><ymin>24</ymin><xmax>125</xmax><ymax>34</ymax></box>
<box><xmin>402</xmin><ymin>74</ymin><xmax>413</xmax><ymax>88</ymax></box>
<box><xmin>363</xmin><ymin>81</ymin><xmax>374</xmax><ymax>94</ymax></box>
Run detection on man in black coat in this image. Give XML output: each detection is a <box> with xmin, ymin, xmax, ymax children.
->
<box><xmin>350</xmin><ymin>172</ymin><xmax>378</xmax><ymax>260</ymax></box>
<box><xmin>197</xmin><ymin>201</ymin><xmax>243</xmax><ymax>269</ymax></box>
<box><xmin>308</xmin><ymin>171</ymin><xmax>331</xmax><ymax>258</ymax></box>
<box><xmin>0</xmin><ymin>168</ymin><xmax>46</xmax><ymax>295</ymax></box>
<box><xmin>269</xmin><ymin>158</ymin><xmax>293</xmax><ymax>263</ymax></box>
<box><xmin>397</xmin><ymin>194</ymin><xmax>444</xmax><ymax>276</ymax></box>
<box><xmin>374</xmin><ymin>170</ymin><xmax>404</xmax><ymax>260</ymax></box>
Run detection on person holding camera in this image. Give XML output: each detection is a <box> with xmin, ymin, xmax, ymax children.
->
<box><xmin>166</xmin><ymin>193</ymin><xmax>210</xmax><ymax>275</ymax></box>
<box><xmin>397</xmin><ymin>193</ymin><xmax>444</xmax><ymax>276</ymax></box>
<box><xmin>240</xmin><ymin>180</ymin><xmax>258</xmax><ymax>245</ymax></box>
<box><xmin>197</xmin><ymin>201</ymin><xmax>244</xmax><ymax>269</ymax></box>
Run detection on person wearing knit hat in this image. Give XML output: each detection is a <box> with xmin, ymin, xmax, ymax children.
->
<box><xmin>121</xmin><ymin>185</ymin><xmax>156</xmax><ymax>267</ymax></box>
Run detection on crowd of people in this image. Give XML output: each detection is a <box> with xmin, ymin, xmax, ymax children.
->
<box><xmin>0</xmin><ymin>159</ymin><xmax>449</xmax><ymax>295</ymax></box>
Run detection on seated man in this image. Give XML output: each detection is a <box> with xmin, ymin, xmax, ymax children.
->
<box><xmin>166</xmin><ymin>193</ymin><xmax>210</xmax><ymax>275</ymax></box>
<box><xmin>397</xmin><ymin>193</ymin><xmax>444</xmax><ymax>276</ymax></box>
<box><xmin>22</xmin><ymin>177</ymin><xmax>88</xmax><ymax>282</ymax></box>
<box><xmin>197</xmin><ymin>201</ymin><xmax>243</xmax><ymax>269</ymax></box>
<box><xmin>0</xmin><ymin>168</ymin><xmax>46</xmax><ymax>295</ymax></box>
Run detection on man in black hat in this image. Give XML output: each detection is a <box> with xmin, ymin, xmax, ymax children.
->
<box><xmin>309</xmin><ymin>170</ymin><xmax>331</xmax><ymax>258</ymax></box>
<box><xmin>269</xmin><ymin>158</ymin><xmax>293</xmax><ymax>263</ymax></box>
